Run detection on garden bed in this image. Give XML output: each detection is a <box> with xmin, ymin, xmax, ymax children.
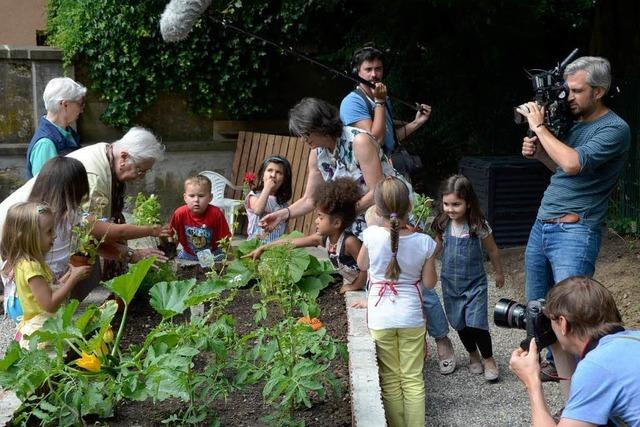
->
<box><xmin>102</xmin><ymin>264</ymin><xmax>352</xmax><ymax>426</ymax></box>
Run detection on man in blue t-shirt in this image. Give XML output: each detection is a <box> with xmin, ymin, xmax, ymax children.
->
<box><xmin>516</xmin><ymin>56</ymin><xmax>630</xmax><ymax>390</ymax></box>
<box><xmin>340</xmin><ymin>45</ymin><xmax>458</xmax><ymax>375</ymax></box>
<box><xmin>510</xmin><ymin>276</ymin><xmax>640</xmax><ymax>427</ymax></box>
<box><xmin>339</xmin><ymin>45</ymin><xmax>432</xmax><ymax>156</ymax></box>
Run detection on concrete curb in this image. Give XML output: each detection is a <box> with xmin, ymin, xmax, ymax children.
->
<box><xmin>345</xmin><ymin>291</ymin><xmax>386</xmax><ymax>426</ymax></box>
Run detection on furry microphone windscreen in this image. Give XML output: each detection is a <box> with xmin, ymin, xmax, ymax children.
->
<box><xmin>160</xmin><ymin>0</ymin><xmax>212</xmax><ymax>42</ymax></box>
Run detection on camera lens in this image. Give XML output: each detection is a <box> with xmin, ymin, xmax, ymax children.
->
<box><xmin>494</xmin><ymin>298</ymin><xmax>527</xmax><ymax>329</ymax></box>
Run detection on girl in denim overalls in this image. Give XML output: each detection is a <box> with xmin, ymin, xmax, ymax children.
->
<box><xmin>359</xmin><ymin>177</ymin><xmax>437</xmax><ymax>427</ymax></box>
<box><xmin>431</xmin><ymin>175</ymin><xmax>505</xmax><ymax>381</ymax></box>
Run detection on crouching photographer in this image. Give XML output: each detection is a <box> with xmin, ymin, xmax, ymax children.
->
<box><xmin>508</xmin><ymin>276</ymin><xmax>640</xmax><ymax>426</ymax></box>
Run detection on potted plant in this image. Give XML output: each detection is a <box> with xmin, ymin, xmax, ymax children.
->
<box><xmin>131</xmin><ymin>193</ymin><xmax>177</xmax><ymax>259</ymax></box>
<box><xmin>70</xmin><ymin>218</ymin><xmax>102</xmax><ymax>266</ymax></box>
<box><xmin>412</xmin><ymin>192</ymin><xmax>435</xmax><ymax>233</ymax></box>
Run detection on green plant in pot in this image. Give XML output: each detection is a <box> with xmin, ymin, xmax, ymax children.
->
<box><xmin>131</xmin><ymin>193</ymin><xmax>177</xmax><ymax>259</ymax></box>
<box><xmin>70</xmin><ymin>218</ymin><xmax>102</xmax><ymax>266</ymax></box>
<box><xmin>412</xmin><ymin>192</ymin><xmax>434</xmax><ymax>233</ymax></box>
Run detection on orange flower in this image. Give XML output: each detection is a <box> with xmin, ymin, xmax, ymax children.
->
<box><xmin>75</xmin><ymin>352</ymin><xmax>101</xmax><ymax>372</ymax></box>
<box><xmin>297</xmin><ymin>316</ymin><xmax>324</xmax><ymax>331</ymax></box>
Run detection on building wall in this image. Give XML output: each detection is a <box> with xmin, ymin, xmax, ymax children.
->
<box><xmin>0</xmin><ymin>0</ymin><xmax>47</xmax><ymax>45</ymax></box>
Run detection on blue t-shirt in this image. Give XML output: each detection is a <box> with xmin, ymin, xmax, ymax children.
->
<box><xmin>340</xmin><ymin>90</ymin><xmax>395</xmax><ymax>154</ymax></box>
<box><xmin>538</xmin><ymin>111</ymin><xmax>630</xmax><ymax>228</ymax></box>
<box><xmin>563</xmin><ymin>330</ymin><xmax>640</xmax><ymax>426</ymax></box>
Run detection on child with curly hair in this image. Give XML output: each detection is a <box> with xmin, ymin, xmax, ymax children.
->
<box><xmin>248</xmin><ymin>177</ymin><xmax>366</xmax><ymax>293</ymax></box>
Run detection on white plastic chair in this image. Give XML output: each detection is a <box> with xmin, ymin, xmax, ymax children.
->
<box><xmin>198</xmin><ymin>171</ymin><xmax>244</xmax><ymax>228</ymax></box>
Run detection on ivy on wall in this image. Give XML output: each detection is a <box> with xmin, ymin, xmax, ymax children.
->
<box><xmin>47</xmin><ymin>0</ymin><xmax>343</xmax><ymax>128</ymax></box>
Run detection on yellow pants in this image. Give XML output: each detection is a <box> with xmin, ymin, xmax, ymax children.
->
<box><xmin>370</xmin><ymin>326</ymin><xmax>426</xmax><ymax>427</ymax></box>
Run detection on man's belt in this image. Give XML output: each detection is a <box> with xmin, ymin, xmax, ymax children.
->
<box><xmin>542</xmin><ymin>213</ymin><xmax>581</xmax><ymax>224</ymax></box>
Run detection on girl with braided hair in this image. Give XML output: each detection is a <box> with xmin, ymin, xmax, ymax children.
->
<box><xmin>357</xmin><ymin>176</ymin><xmax>437</xmax><ymax>427</ymax></box>
<box><xmin>431</xmin><ymin>174</ymin><xmax>504</xmax><ymax>382</ymax></box>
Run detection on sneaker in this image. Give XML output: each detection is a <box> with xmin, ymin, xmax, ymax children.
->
<box><xmin>436</xmin><ymin>337</ymin><xmax>456</xmax><ymax>375</ymax></box>
<box><xmin>540</xmin><ymin>360</ymin><xmax>560</xmax><ymax>383</ymax></box>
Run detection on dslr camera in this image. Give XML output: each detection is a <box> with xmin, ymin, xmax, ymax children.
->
<box><xmin>514</xmin><ymin>48</ymin><xmax>579</xmax><ymax>139</ymax></box>
<box><xmin>494</xmin><ymin>298</ymin><xmax>557</xmax><ymax>351</ymax></box>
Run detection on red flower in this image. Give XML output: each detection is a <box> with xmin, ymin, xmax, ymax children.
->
<box><xmin>243</xmin><ymin>172</ymin><xmax>256</xmax><ymax>184</ymax></box>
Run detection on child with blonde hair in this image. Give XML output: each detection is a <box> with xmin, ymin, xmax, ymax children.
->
<box><xmin>358</xmin><ymin>177</ymin><xmax>437</xmax><ymax>427</ymax></box>
<box><xmin>170</xmin><ymin>175</ymin><xmax>231</xmax><ymax>261</ymax></box>
<box><xmin>0</xmin><ymin>202</ymin><xmax>91</xmax><ymax>347</ymax></box>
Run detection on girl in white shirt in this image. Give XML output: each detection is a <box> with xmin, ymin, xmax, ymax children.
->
<box><xmin>358</xmin><ymin>177</ymin><xmax>437</xmax><ymax>427</ymax></box>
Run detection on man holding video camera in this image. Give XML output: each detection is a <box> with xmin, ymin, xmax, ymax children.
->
<box><xmin>516</xmin><ymin>56</ymin><xmax>630</xmax><ymax>391</ymax></box>
<box><xmin>509</xmin><ymin>276</ymin><xmax>640</xmax><ymax>426</ymax></box>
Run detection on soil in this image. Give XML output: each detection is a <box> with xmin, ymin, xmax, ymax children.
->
<box><xmin>106</xmin><ymin>265</ymin><xmax>352</xmax><ymax>426</ymax></box>
<box><xmin>500</xmin><ymin>228</ymin><xmax>640</xmax><ymax>328</ymax></box>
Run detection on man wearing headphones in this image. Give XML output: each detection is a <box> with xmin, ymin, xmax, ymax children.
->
<box><xmin>340</xmin><ymin>45</ymin><xmax>456</xmax><ymax>375</ymax></box>
<box><xmin>339</xmin><ymin>44</ymin><xmax>432</xmax><ymax>156</ymax></box>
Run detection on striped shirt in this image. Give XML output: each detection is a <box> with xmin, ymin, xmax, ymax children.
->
<box><xmin>538</xmin><ymin>111</ymin><xmax>630</xmax><ymax>228</ymax></box>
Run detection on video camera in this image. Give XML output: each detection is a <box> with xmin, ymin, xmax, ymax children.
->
<box><xmin>494</xmin><ymin>298</ymin><xmax>557</xmax><ymax>352</ymax></box>
<box><xmin>514</xmin><ymin>48</ymin><xmax>579</xmax><ymax>139</ymax></box>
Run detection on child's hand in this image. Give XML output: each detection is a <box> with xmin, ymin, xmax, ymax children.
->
<box><xmin>263</xmin><ymin>176</ymin><xmax>277</xmax><ymax>193</ymax></box>
<box><xmin>495</xmin><ymin>272</ymin><xmax>505</xmax><ymax>289</ymax></box>
<box><xmin>68</xmin><ymin>264</ymin><xmax>92</xmax><ymax>282</ymax></box>
<box><xmin>340</xmin><ymin>283</ymin><xmax>364</xmax><ymax>294</ymax></box>
<box><xmin>350</xmin><ymin>299</ymin><xmax>367</xmax><ymax>309</ymax></box>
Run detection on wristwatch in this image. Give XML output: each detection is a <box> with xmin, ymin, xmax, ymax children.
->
<box><xmin>125</xmin><ymin>247</ymin><xmax>134</xmax><ymax>264</ymax></box>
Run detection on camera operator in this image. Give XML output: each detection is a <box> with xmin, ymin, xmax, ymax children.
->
<box><xmin>515</xmin><ymin>56</ymin><xmax>630</xmax><ymax>392</ymax></box>
<box><xmin>339</xmin><ymin>44</ymin><xmax>432</xmax><ymax>156</ymax></box>
<box><xmin>509</xmin><ymin>276</ymin><xmax>640</xmax><ymax>427</ymax></box>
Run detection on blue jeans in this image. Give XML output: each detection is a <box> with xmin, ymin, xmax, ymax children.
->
<box><xmin>422</xmin><ymin>288</ymin><xmax>450</xmax><ymax>339</ymax></box>
<box><xmin>525</xmin><ymin>220</ymin><xmax>602</xmax><ymax>301</ymax></box>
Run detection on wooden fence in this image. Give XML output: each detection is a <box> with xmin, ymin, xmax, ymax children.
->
<box><xmin>227</xmin><ymin>131</ymin><xmax>315</xmax><ymax>235</ymax></box>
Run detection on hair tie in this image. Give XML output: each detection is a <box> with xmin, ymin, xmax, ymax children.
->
<box><xmin>390</xmin><ymin>212</ymin><xmax>398</xmax><ymax>219</ymax></box>
<box><xmin>391</xmin><ymin>251</ymin><xmax>397</xmax><ymax>256</ymax></box>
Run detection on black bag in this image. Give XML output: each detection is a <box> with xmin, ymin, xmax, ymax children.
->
<box><xmin>391</xmin><ymin>148</ymin><xmax>423</xmax><ymax>177</ymax></box>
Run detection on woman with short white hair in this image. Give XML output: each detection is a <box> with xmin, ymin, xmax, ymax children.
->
<box><xmin>26</xmin><ymin>77</ymin><xmax>87</xmax><ymax>178</ymax></box>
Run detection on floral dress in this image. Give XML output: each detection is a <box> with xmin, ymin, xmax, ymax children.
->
<box><xmin>315</xmin><ymin>126</ymin><xmax>412</xmax><ymax>240</ymax></box>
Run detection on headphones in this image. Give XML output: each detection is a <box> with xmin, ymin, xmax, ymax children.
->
<box><xmin>350</xmin><ymin>43</ymin><xmax>385</xmax><ymax>75</ymax></box>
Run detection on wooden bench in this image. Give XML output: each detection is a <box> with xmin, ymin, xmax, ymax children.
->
<box><xmin>227</xmin><ymin>131</ymin><xmax>315</xmax><ymax>235</ymax></box>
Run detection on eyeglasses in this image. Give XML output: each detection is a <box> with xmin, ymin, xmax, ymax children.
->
<box><xmin>64</xmin><ymin>99</ymin><xmax>85</xmax><ymax>110</ymax></box>
<box><xmin>132</xmin><ymin>159</ymin><xmax>152</xmax><ymax>176</ymax></box>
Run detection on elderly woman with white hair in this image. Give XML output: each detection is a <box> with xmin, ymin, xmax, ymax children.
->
<box><xmin>26</xmin><ymin>77</ymin><xmax>87</xmax><ymax>178</ymax></box>
<box><xmin>1</xmin><ymin>127</ymin><xmax>170</xmax><ymax>303</ymax></box>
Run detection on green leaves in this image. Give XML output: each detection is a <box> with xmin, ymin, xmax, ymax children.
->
<box><xmin>149</xmin><ymin>279</ymin><xmax>196</xmax><ymax>318</ymax></box>
<box><xmin>130</xmin><ymin>193</ymin><xmax>162</xmax><ymax>225</ymax></box>
<box><xmin>104</xmin><ymin>257</ymin><xmax>155</xmax><ymax>305</ymax></box>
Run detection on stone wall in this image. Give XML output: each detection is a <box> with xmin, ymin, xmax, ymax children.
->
<box><xmin>0</xmin><ymin>45</ymin><xmax>66</xmax><ymax>145</ymax></box>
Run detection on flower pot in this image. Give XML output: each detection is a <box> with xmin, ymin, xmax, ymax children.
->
<box><xmin>157</xmin><ymin>236</ymin><xmax>177</xmax><ymax>259</ymax></box>
<box><xmin>69</xmin><ymin>254</ymin><xmax>92</xmax><ymax>267</ymax></box>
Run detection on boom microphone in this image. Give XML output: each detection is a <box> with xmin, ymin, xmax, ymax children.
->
<box><xmin>160</xmin><ymin>0</ymin><xmax>212</xmax><ymax>43</ymax></box>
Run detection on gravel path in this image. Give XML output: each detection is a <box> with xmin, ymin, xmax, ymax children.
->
<box><xmin>423</xmin><ymin>272</ymin><xmax>564</xmax><ymax>426</ymax></box>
